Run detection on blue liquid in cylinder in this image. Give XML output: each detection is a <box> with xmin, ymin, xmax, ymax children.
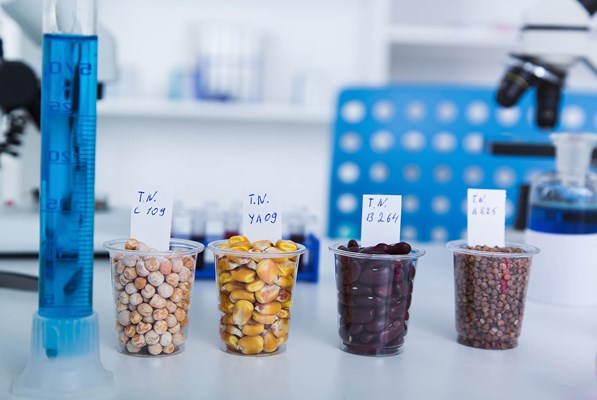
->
<box><xmin>39</xmin><ymin>34</ymin><xmax>98</xmax><ymax>318</ymax></box>
<box><xmin>528</xmin><ymin>203</ymin><xmax>597</xmax><ymax>234</ymax></box>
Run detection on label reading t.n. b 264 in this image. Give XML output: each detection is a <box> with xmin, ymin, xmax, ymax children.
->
<box><xmin>360</xmin><ymin>194</ymin><xmax>402</xmax><ymax>247</ymax></box>
<box><xmin>242</xmin><ymin>192</ymin><xmax>282</xmax><ymax>242</ymax></box>
<box><xmin>129</xmin><ymin>187</ymin><xmax>174</xmax><ymax>251</ymax></box>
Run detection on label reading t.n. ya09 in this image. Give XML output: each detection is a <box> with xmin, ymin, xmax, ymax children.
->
<box><xmin>242</xmin><ymin>192</ymin><xmax>282</xmax><ymax>242</ymax></box>
<box><xmin>129</xmin><ymin>186</ymin><xmax>174</xmax><ymax>251</ymax></box>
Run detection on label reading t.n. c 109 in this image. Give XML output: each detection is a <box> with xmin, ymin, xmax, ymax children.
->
<box><xmin>130</xmin><ymin>186</ymin><xmax>174</xmax><ymax>251</ymax></box>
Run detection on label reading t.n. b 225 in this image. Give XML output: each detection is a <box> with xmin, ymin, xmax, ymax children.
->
<box><xmin>130</xmin><ymin>187</ymin><xmax>174</xmax><ymax>251</ymax></box>
<box><xmin>243</xmin><ymin>192</ymin><xmax>282</xmax><ymax>242</ymax></box>
<box><xmin>361</xmin><ymin>194</ymin><xmax>402</xmax><ymax>247</ymax></box>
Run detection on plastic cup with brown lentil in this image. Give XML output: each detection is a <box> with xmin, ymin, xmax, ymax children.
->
<box><xmin>446</xmin><ymin>240</ymin><xmax>540</xmax><ymax>350</ymax></box>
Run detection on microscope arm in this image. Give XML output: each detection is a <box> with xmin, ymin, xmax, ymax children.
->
<box><xmin>496</xmin><ymin>0</ymin><xmax>597</xmax><ymax>130</ymax></box>
<box><xmin>0</xmin><ymin>0</ymin><xmax>118</xmax><ymax>83</ymax></box>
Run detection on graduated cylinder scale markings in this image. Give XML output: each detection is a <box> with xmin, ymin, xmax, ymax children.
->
<box><xmin>39</xmin><ymin>33</ymin><xmax>98</xmax><ymax>319</ymax></box>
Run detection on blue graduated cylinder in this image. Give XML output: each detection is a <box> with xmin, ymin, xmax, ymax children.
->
<box><xmin>327</xmin><ymin>85</ymin><xmax>597</xmax><ymax>242</ymax></box>
<box><xmin>39</xmin><ymin>33</ymin><xmax>98</xmax><ymax>318</ymax></box>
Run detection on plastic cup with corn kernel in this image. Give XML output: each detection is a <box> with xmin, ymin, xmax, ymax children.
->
<box><xmin>208</xmin><ymin>236</ymin><xmax>306</xmax><ymax>356</ymax></box>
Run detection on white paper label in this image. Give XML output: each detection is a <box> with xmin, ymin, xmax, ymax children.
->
<box><xmin>129</xmin><ymin>186</ymin><xmax>174</xmax><ymax>251</ymax></box>
<box><xmin>360</xmin><ymin>194</ymin><xmax>402</xmax><ymax>247</ymax></box>
<box><xmin>242</xmin><ymin>192</ymin><xmax>282</xmax><ymax>242</ymax></box>
<box><xmin>467</xmin><ymin>188</ymin><xmax>505</xmax><ymax>247</ymax></box>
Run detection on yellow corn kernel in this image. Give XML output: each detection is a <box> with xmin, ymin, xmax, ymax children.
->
<box><xmin>275</xmin><ymin>239</ymin><xmax>298</xmax><ymax>252</ymax></box>
<box><xmin>263</xmin><ymin>331</ymin><xmax>279</xmax><ymax>353</ymax></box>
<box><xmin>277</xmin><ymin>261</ymin><xmax>296</xmax><ymax>277</ymax></box>
<box><xmin>252</xmin><ymin>311</ymin><xmax>276</xmax><ymax>325</ymax></box>
<box><xmin>238</xmin><ymin>335</ymin><xmax>264</xmax><ymax>355</ymax></box>
<box><xmin>221</xmin><ymin>281</ymin><xmax>245</xmax><ymax>293</ymax></box>
<box><xmin>229</xmin><ymin>290</ymin><xmax>255</xmax><ymax>303</ymax></box>
<box><xmin>277</xmin><ymin>333</ymin><xmax>288</xmax><ymax>345</ymax></box>
<box><xmin>256</xmin><ymin>259</ymin><xmax>281</xmax><ymax>285</ymax></box>
<box><xmin>231</xmin><ymin>267</ymin><xmax>256</xmax><ymax>283</ymax></box>
<box><xmin>221</xmin><ymin>332</ymin><xmax>239</xmax><ymax>350</ymax></box>
<box><xmin>229</xmin><ymin>235</ymin><xmax>249</xmax><ymax>244</ymax></box>
<box><xmin>221</xmin><ymin>313</ymin><xmax>234</xmax><ymax>325</ymax></box>
<box><xmin>219</xmin><ymin>295</ymin><xmax>235</xmax><ymax>313</ymax></box>
<box><xmin>246</xmin><ymin>259</ymin><xmax>258</xmax><ymax>270</ymax></box>
<box><xmin>218</xmin><ymin>258</ymin><xmax>239</xmax><ymax>272</ymax></box>
<box><xmin>245</xmin><ymin>278</ymin><xmax>266</xmax><ymax>292</ymax></box>
<box><xmin>275</xmin><ymin>275</ymin><xmax>293</xmax><ymax>288</ymax></box>
<box><xmin>232</xmin><ymin>300</ymin><xmax>254</xmax><ymax>326</ymax></box>
<box><xmin>255</xmin><ymin>301</ymin><xmax>282</xmax><ymax>315</ymax></box>
<box><xmin>218</xmin><ymin>272</ymin><xmax>232</xmax><ymax>285</ymax></box>
<box><xmin>271</xmin><ymin>319</ymin><xmax>289</xmax><ymax>338</ymax></box>
<box><xmin>277</xmin><ymin>309</ymin><xmax>290</xmax><ymax>319</ymax></box>
<box><xmin>281</xmin><ymin>300</ymin><xmax>292</xmax><ymax>309</ymax></box>
<box><xmin>247</xmin><ymin>250</ymin><xmax>263</xmax><ymax>263</ymax></box>
<box><xmin>264</xmin><ymin>247</ymin><xmax>288</xmax><ymax>263</ymax></box>
<box><xmin>225</xmin><ymin>324</ymin><xmax>244</xmax><ymax>337</ymax></box>
<box><xmin>252</xmin><ymin>240</ymin><xmax>273</xmax><ymax>251</ymax></box>
<box><xmin>241</xmin><ymin>323</ymin><xmax>265</xmax><ymax>336</ymax></box>
<box><xmin>218</xmin><ymin>243</ymin><xmax>231</xmax><ymax>250</ymax></box>
<box><xmin>255</xmin><ymin>284</ymin><xmax>280</xmax><ymax>304</ymax></box>
<box><xmin>276</xmin><ymin>289</ymin><xmax>291</xmax><ymax>303</ymax></box>
<box><xmin>230</xmin><ymin>242</ymin><xmax>252</xmax><ymax>252</ymax></box>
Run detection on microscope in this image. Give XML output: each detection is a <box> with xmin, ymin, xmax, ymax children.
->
<box><xmin>496</xmin><ymin>0</ymin><xmax>597</xmax><ymax>130</ymax></box>
<box><xmin>0</xmin><ymin>0</ymin><xmax>116</xmax><ymax>161</ymax></box>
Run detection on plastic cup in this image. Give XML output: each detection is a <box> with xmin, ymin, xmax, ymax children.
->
<box><xmin>329</xmin><ymin>243</ymin><xmax>426</xmax><ymax>356</ymax></box>
<box><xmin>104</xmin><ymin>238</ymin><xmax>204</xmax><ymax>356</ymax></box>
<box><xmin>446</xmin><ymin>240</ymin><xmax>540</xmax><ymax>350</ymax></box>
<box><xmin>208</xmin><ymin>240</ymin><xmax>306</xmax><ymax>356</ymax></box>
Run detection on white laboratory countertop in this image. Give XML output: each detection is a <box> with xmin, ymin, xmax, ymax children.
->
<box><xmin>1</xmin><ymin>242</ymin><xmax>596</xmax><ymax>400</ymax></box>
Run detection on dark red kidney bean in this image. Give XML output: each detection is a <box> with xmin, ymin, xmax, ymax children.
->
<box><xmin>337</xmin><ymin>293</ymin><xmax>354</xmax><ymax>306</ymax></box>
<box><xmin>392</xmin><ymin>264</ymin><xmax>403</xmax><ymax>283</ymax></box>
<box><xmin>347</xmin><ymin>246</ymin><xmax>360</xmax><ymax>253</ymax></box>
<box><xmin>404</xmin><ymin>310</ymin><xmax>410</xmax><ymax>321</ymax></box>
<box><xmin>345</xmin><ymin>342</ymin><xmax>384</xmax><ymax>355</ymax></box>
<box><xmin>347</xmin><ymin>239</ymin><xmax>359</xmax><ymax>248</ymax></box>
<box><xmin>339</xmin><ymin>326</ymin><xmax>350</xmax><ymax>342</ymax></box>
<box><xmin>358</xmin><ymin>331</ymin><xmax>379</xmax><ymax>344</ymax></box>
<box><xmin>379</xmin><ymin>321</ymin><xmax>405</xmax><ymax>344</ymax></box>
<box><xmin>374</xmin><ymin>283</ymin><xmax>392</xmax><ymax>297</ymax></box>
<box><xmin>388</xmin><ymin>242</ymin><xmax>411</xmax><ymax>255</ymax></box>
<box><xmin>365</xmin><ymin>317</ymin><xmax>389</xmax><ymax>332</ymax></box>
<box><xmin>406</xmin><ymin>294</ymin><xmax>412</xmax><ymax>309</ymax></box>
<box><xmin>349</xmin><ymin>324</ymin><xmax>364</xmax><ymax>335</ymax></box>
<box><xmin>359</xmin><ymin>267</ymin><xmax>390</xmax><ymax>286</ymax></box>
<box><xmin>387</xmin><ymin>334</ymin><xmax>405</xmax><ymax>347</ymax></box>
<box><xmin>408</xmin><ymin>263</ymin><xmax>416</xmax><ymax>280</ymax></box>
<box><xmin>388</xmin><ymin>302</ymin><xmax>407</xmax><ymax>320</ymax></box>
<box><xmin>399</xmin><ymin>282</ymin><xmax>411</xmax><ymax>297</ymax></box>
<box><xmin>350</xmin><ymin>261</ymin><xmax>361</xmax><ymax>283</ymax></box>
<box><xmin>343</xmin><ymin>285</ymin><xmax>374</xmax><ymax>296</ymax></box>
<box><xmin>338</xmin><ymin>245</ymin><xmax>348</xmax><ymax>251</ymax></box>
<box><xmin>353</xmin><ymin>295</ymin><xmax>387</xmax><ymax>308</ymax></box>
<box><xmin>343</xmin><ymin>307</ymin><xmax>376</xmax><ymax>324</ymax></box>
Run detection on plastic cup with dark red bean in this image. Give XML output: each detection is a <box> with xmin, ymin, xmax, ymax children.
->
<box><xmin>329</xmin><ymin>240</ymin><xmax>425</xmax><ymax>356</ymax></box>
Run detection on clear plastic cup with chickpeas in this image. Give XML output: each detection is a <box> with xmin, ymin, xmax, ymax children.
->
<box><xmin>208</xmin><ymin>236</ymin><xmax>306</xmax><ymax>356</ymax></box>
<box><xmin>104</xmin><ymin>238</ymin><xmax>204</xmax><ymax>356</ymax></box>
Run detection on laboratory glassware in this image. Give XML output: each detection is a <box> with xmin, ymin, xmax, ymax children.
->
<box><xmin>12</xmin><ymin>0</ymin><xmax>114</xmax><ymax>398</ymax></box>
<box><xmin>526</xmin><ymin>132</ymin><xmax>597</xmax><ymax>306</ymax></box>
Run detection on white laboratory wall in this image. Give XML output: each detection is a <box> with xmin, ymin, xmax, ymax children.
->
<box><xmin>95</xmin><ymin>118</ymin><xmax>333</xmax><ymax>232</ymax></box>
<box><xmin>98</xmin><ymin>0</ymin><xmax>367</xmax><ymax>102</ymax></box>
<box><xmin>94</xmin><ymin>0</ymin><xmax>371</xmax><ymax>231</ymax></box>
